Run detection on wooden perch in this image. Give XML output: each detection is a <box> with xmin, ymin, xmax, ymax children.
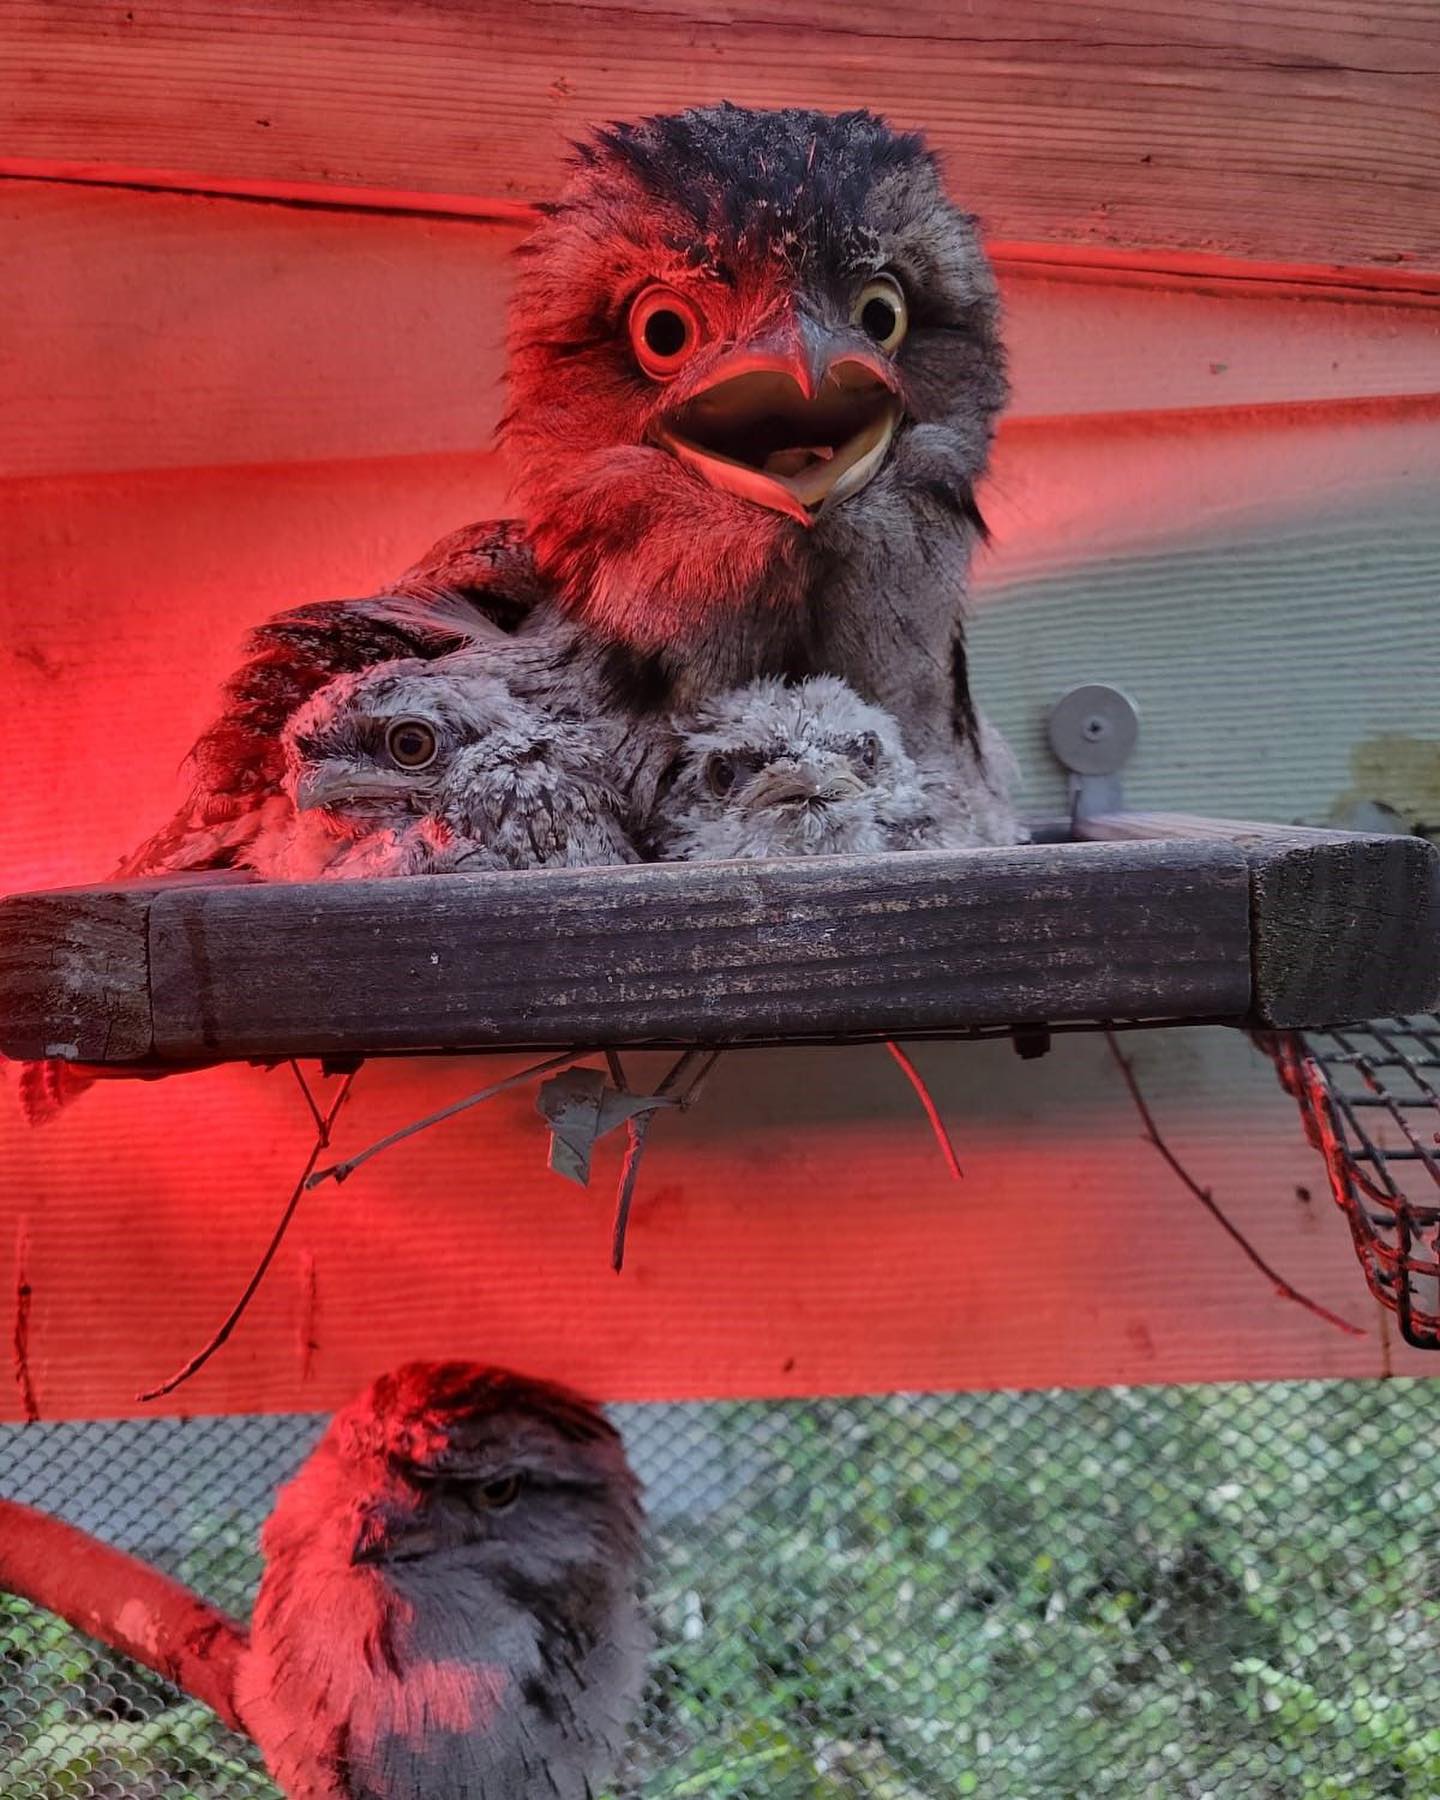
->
<box><xmin>1077</xmin><ymin>814</ymin><xmax>1440</xmax><ymax>1028</ymax></box>
<box><xmin>0</xmin><ymin>823</ymin><xmax>1435</xmax><ymax>1066</ymax></box>
<box><xmin>0</xmin><ymin>1498</ymin><xmax>248</xmax><ymax>1728</ymax></box>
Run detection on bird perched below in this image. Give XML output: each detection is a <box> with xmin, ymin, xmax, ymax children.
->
<box><xmin>116</xmin><ymin>103</ymin><xmax>1015</xmax><ymax>884</ymax></box>
<box><xmin>650</xmin><ymin>674</ymin><xmax>1012</xmax><ymax>861</ymax></box>
<box><xmin>0</xmin><ymin>1362</ymin><xmax>649</xmax><ymax>1800</ymax></box>
<box><xmin>246</xmin><ymin>649</ymin><xmax>640</xmax><ymax>880</ymax></box>
<box><xmin>238</xmin><ymin>1361</ymin><xmax>649</xmax><ymax>1800</ymax></box>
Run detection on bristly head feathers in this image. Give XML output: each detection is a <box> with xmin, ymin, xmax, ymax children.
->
<box><xmin>503</xmin><ymin>104</ymin><xmax>1006</xmax><ymax>674</ymax></box>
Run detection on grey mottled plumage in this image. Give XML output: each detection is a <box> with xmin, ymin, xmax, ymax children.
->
<box><xmin>116</xmin><ymin>103</ymin><xmax>1016</xmax><ymax>881</ymax></box>
<box><xmin>505</xmin><ymin>104</ymin><xmax>1015</xmax><ymax>819</ymax></box>
<box><xmin>236</xmin><ymin>1361</ymin><xmax>648</xmax><ymax>1800</ymax></box>
<box><xmin>652</xmin><ymin>675</ymin><xmax>1010</xmax><ymax>860</ymax></box>
<box><xmin>247</xmin><ymin>650</ymin><xmax>640</xmax><ymax>879</ymax></box>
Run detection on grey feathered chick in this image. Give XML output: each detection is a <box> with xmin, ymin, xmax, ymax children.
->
<box><xmin>236</xmin><ymin>1360</ymin><xmax>649</xmax><ymax>1800</ymax></box>
<box><xmin>248</xmin><ymin>654</ymin><xmax>638</xmax><ymax>880</ymax></box>
<box><xmin>651</xmin><ymin>675</ymin><xmax>940</xmax><ymax>860</ymax></box>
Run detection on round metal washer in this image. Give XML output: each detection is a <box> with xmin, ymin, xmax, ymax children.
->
<box><xmin>1046</xmin><ymin>684</ymin><xmax>1140</xmax><ymax>777</ymax></box>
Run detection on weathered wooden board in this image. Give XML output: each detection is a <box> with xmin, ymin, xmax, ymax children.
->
<box><xmin>1080</xmin><ymin>815</ymin><xmax>1440</xmax><ymax>1027</ymax></box>
<box><xmin>0</xmin><ymin>843</ymin><xmax>1255</xmax><ymax>1062</ymax></box>
<box><xmin>5</xmin><ymin>180</ymin><xmax>1439</xmax><ymax>481</ymax></box>
<box><xmin>3</xmin><ymin>0</ymin><xmax>1438</xmax><ymax>278</ymax></box>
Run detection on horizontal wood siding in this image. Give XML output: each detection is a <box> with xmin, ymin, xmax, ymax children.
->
<box><xmin>4</xmin><ymin>0</ymin><xmax>1439</xmax><ymax>276</ymax></box>
<box><xmin>4</xmin><ymin>182</ymin><xmax>1439</xmax><ymax>482</ymax></box>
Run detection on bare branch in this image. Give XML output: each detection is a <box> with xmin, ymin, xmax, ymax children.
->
<box><xmin>308</xmin><ymin>1048</ymin><xmax>589</xmax><ymax>1188</ymax></box>
<box><xmin>0</xmin><ymin>1499</ymin><xmax>249</xmax><ymax>1728</ymax></box>
<box><xmin>1104</xmin><ymin>1030</ymin><xmax>1363</xmax><ymax>1337</ymax></box>
<box><xmin>886</xmin><ymin>1042</ymin><xmax>963</xmax><ymax>1182</ymax></box>
<box><xmin>610</xmin><ymin>1049</ymin><xmax>716</xmax><ymax>1272</ymax></box>
<box><xmin>138</xmin><ymin>1070</ymin><xmax>359</xmax><ymax>1402</ymax></box>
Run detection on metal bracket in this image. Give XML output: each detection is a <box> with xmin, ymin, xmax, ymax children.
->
<box><xmin>1046</xmin><ymin>684</ymin><xmax>1140</xmax><ymax>828</ymax></box>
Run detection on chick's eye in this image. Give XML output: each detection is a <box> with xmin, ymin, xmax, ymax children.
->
<box><xmin>854</xmin><ymin>732</ymin><xmax>881</xmax><ymax>772</ymax></box>
<box><xmin>852</xmin><ymin>273</ymin><xmax>908</xmax><ymax>353</ymax></box>
<box><xmin>385</xmin><ymin>719</ymin><xmax>438</xmax><ymax>770</ymax></box>
<box><xmin>629</xmin><ymin>286</ymin><xmax>704</xmax><ymax>380</ymax></box>
<box><xmin>475</xmin><ymin>1473</ymin><xmax>523</xmax><ymax>1511</ymax></box>
<box><xmin>705</xmin><ymin>753</ymin><xmax>736</xmax><ymax>798</ymax></box>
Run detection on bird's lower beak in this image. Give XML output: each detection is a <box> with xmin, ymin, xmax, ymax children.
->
<box><xmin>652</xmin><ymin>339</ymin><xmax>901</xmax><ymax>527</ymax></box>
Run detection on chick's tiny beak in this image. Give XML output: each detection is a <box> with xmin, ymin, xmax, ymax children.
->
<box><xmin>295</xmin><ymin>765</ymin><xmax>421</xmax><ymax>813</ymax></box>
<box><xmin>653</xmin><ymin>318</ymin><xmax>901</xmax><ymax>526</ymax></box>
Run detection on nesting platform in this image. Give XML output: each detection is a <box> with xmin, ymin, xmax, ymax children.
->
<box><xmin>1</xmin><ymin>815</ymin><xmax>1436</xmax><ymax>1068</ymax></box>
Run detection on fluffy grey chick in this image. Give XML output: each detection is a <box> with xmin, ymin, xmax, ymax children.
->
<box><xmin>651</xmin><ymin>675</ymin><xmax>947</xmax><ymax>861</ymax></box>
<box><xmin>248</xmin><ymin>654</ymin><xmax>638</xmax><ymax>880</ymax></box>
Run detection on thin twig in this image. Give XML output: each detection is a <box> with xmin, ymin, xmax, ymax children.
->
<box><xmin>605</xmin><ymin>1049</ymin><xmax>630</xmax><ymax>1092</ymax></box>
<box><xmin>138</xmin><ymin>1070</ymin><xmax>359</xmax><ymax>1402</ymax></box>
<box><xmin>308</xmin><ymin>1048</ymin><xmax>588</xmax><ymax>1188</ymax></box>
<box><xmin>1104</xmin><ymin>1030</ymin><xmax>1363</xmax><ymax>1337</ymax></box>
<box><xmin>611</xmin><ymin>1113</ymin><xmax>657</xmax><ymax>1274</ymax></box>
<box><xmin>887</xmin><ymin>1042</ymin><xmax>963</xmax><ymax>1181</ymax></box>
<box><xmin>611</xmin><ymin>1049</ymin><xmax>711</xmax><ymax>1272</ymax></box>
<box><xmin>288</xmin><ymin>1059</ymin><xmax>328</xmax><ymax>1136</ymax></box>
<box><xmin>677</xmin><ymin>1049</ymin><xmax>724</xmax><ymax>1110</ymax></box>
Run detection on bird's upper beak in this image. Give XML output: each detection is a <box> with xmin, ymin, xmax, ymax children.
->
<box><xmin>295</xmin><ymin>765</ymin><xmax>417</xmax><ymax>813</ymax></box>
<box><xmin>651</xmin><ymin>319</ymin><xmax>901</xmax><ymax>527</ymax></box>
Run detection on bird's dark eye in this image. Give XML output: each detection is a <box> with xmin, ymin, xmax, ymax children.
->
<box><xmin>853</xmin><ymin>731</ymin><xmax>881</xmax><ymax>772</ymax></box>
<box><xmin>705</xmin><ymin>753</ymin><xmax>737</xmax><ymax>798</ymax></box>
<box><xmin>630</xmin><ymin>285</ymin><xmax>704</xmax><ymax>381</ymax></box>
<box><xmin>385</xmin><ymin>718</ymin><xmax>438</xmax><ymax>770</ymax></box>
<box><xmin>475</xmin><ymin>1472</ymin><xmax>523</xmax><ymax>1511</ymax></box>
<box><xmin>852</xmin><ymin>273</ymin><xmax>908</xmax><ymax>353</ymax></box>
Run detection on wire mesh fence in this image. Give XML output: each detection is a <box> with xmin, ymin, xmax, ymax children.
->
<box><xmin>4</xmin><ymin>1381</ymin><xmax>1439</xmax><ymax>1798</ymax></box>
<box><xmin>1266</xmin><ymin>1015</ymin><xmax>1440</xmax><ymax>1348</ymax></box>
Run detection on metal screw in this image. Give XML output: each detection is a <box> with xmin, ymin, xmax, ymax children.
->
<box><xmin>1081</xmin><ymin>716</ymin><xmax>1108</xmax><ymax>741</ymax></box>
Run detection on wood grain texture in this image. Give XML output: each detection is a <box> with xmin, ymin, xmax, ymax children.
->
<box><xmin>4</xmin><ymin>180</ymin><xmax>1439</xmax><ymax>481</ymax></box>
<box><xmin>3</xmin><ymin>0</ymin><xmax>1438</xmax><ymax>275</ymax></box>
<box><xmin>0</xmin><ymin>883</ymin><xmax>155</xmax><ymax>1061</ymax></box>
<box><xmin>1079</xmin><ymin>815</ymin><xmax>1440</xmax><ymax>1026</ymax></box>
<box><xmin>132</xmin><ymin>842</ymin><xmax>1250</xmax><ymax>1057</ymax></box>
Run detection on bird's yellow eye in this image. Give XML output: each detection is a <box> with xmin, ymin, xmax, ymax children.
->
<box><xmin>629</xmin><ymin>285</ymin><xmax>704</xmax><ymax>381</ymax></box>
<box><xmin>385</xmin><ymin>718</ymin><xmax>438</xmax><ymax>770</ymax></box>
<box><xmin>705</xmin><ymin>753</ymin><xmax>737</xmax><ymax>798</ymax></box>
<box><xmin>852</xmin><ymin>273</ymin><xmax>908</xmax><ymax>353</ymax></box>
<box><xmin>475</xmin><ymin>1472</ymin><xmax>523</xmax><ymax>1510</ymax></box>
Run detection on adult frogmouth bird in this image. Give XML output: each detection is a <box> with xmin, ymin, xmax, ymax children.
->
<box><xmin>120</xmin><ymin>103</ymin><xmax>1013</xmax><ymax>882</ymax></box>
<box><xmin>0</xmin><ymin>1361</ymin><xmax>648</xmax><ymax>1800</ymax></box>
<box><xmin>238</xmin><ymin>1360</ymin><xmax>649</xmax><ymax>1800</ymax></box>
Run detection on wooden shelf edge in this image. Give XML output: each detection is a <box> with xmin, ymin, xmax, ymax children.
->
<box><xmin>3</xmin><ymin>819</ymin><xmax>1435</xmax><ymax>1064</ymax></box>
<box><xmin>1078</xmin><ymin>814</ymin><xmax>1440</xmax><ymax>1029</ymax></box>
<box><xmin>0</xmin><ymin>837</ymin><xmax>1256</xmax><ymax>1063</ymax></box>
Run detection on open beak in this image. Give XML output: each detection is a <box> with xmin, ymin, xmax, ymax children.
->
<box><xmin>652</xmin><ymin>337</ymin><xmax>901</xmax><ymax>527</ymax></box>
